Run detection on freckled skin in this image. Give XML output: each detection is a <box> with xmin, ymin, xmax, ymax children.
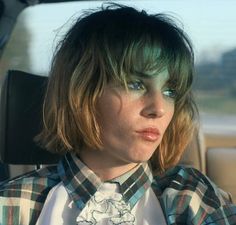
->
<box><xmin>80</xmin><ymin>70</ymin><xmax>175</xmax><ymax>180</ymax></box>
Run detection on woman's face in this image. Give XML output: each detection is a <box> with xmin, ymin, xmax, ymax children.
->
<box><xmin>92</xmin><ymin>69</ymin><xmax>175</xmax><ymax>168</ymax></box>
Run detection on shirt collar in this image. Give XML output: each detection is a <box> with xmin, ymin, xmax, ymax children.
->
<box><xmin>58</xmin><ymin>153</ymin><xmax>153</xmax><ymax>210</ymax></box>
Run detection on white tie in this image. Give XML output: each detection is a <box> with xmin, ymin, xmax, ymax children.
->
<box><xmin>76</xmin><ymin>183</ymin><xmax>135</xmax><ymax>225</ymax></box>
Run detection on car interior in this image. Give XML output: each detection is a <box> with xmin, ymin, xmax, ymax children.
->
<box><xmin>0</xmin><ymin>0</ymin><xmax>235</xmax><ymax>204</ymax></box>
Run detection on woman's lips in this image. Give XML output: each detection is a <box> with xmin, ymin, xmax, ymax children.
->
<box><xmin>136</xmin><ymin>128</ymin><xmax>161</xmax><ymax>142</ymax></box>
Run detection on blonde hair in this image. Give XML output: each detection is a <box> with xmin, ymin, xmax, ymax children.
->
<box><xmin>36</xmin><ymin>4</ymin><xmax>198</xmax><ymax>172</ymax></box>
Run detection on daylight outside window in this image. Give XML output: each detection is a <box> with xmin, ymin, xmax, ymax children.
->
<box><xmin>0</xmin><ymin>0</ymin><xmax>236</xmax><ymax>136</ymax></box>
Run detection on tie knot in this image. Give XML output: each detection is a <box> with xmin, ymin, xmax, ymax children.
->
<box><xmin>76</xmin><ymin>187</ymin><xmax>135</xmax><ymax>224</ymax></box>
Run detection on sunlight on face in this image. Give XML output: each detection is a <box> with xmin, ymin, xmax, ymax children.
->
<box><xmin>93</xmin><ymin>69</ymin><xmax>174</xmax><ymax>166</ymax></box>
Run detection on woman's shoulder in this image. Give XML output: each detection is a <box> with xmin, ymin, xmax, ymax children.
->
<box><xmin>153</xmin><ymin>165</ymin><xmax>231</xmax><ymax>203</ymax></box>
<box><xmin>0</xmin><ymin>165</ymin><xmax>60</xmax><ymax>225</ymax></box>
<box><xmin>0</xmin><ymin>165</ymin><xmax>60</xmax><ymax>199</ymax></box>
<box><xmin>152</xmin><ymin>165</ymin><xmax>236</xmax><ymax>224</ymax></box>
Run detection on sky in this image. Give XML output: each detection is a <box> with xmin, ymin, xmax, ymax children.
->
<box><xmin>47</xmin><ymin>0</ymin><xmax>236</xmax><ymax>54</ymax></box>
<box><xmin>135</xmin><ymin>0</ymin><xmax>236</xmax><ymax>53</ymax></box>
<box><xmin>3</xmin><ymin>0</ymin><xmax>236</xmax><ymax>74</ymax></box>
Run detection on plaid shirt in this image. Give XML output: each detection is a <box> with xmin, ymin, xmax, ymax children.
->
<box><xmin>0</xmin><ymin>153</ymin><xmax>236</xmax><ymax>225</ymax></box>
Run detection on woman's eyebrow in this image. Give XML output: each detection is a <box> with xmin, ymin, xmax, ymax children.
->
<box><xmin>165</xmin><ymin>78</ymin><xmax>178</xmax><ymax>87</ymax></box>
<box><xmin>133</xmin><ymin>71</ymin><xmax>156</xmax><ymax>79</ymax></box>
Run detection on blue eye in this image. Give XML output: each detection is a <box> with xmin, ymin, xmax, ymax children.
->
<box><xmin>127</xmin><ymin>81</ymin><xmax>145</xmax><ymax>90</ymax></box>
<box><xmin>163</xmin><ymin>89</ymin><xmax>177</xmax><ymax>99</ymax></box>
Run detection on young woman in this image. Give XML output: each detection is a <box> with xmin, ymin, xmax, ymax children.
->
<box><xmin>1</xmin><ymin>4</ymin><xmax>236</xmax><ymax>225</ymax></box>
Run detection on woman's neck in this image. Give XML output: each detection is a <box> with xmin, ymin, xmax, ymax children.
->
<box><xmin>79</xmin><ymin>148</ymin><xmax>138</xmax><ymax>181</ymax></box>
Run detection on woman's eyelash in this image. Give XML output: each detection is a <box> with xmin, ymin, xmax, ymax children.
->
<box><xmin>163</xmin><ymin>88</ymin><xmax>178</xmax><ymax>99</ymax></box>
<box><xmin>127</xmin><ymin>80</ymin><xmax>145</xmax><ymax>90</ymax></box>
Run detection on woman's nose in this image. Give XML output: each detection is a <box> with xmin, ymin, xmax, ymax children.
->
<box><xmin>141</xmin><ymin>92</ymin><xmax>166</xmax><ymax>118</ymax></box>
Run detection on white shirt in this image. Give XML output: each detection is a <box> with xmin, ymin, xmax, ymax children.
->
<box><xmin>36</xmin><ymin>181</ymin><xmax>167</xmax><ymax>225</ymax></box>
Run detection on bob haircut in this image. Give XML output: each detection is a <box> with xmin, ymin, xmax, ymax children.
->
<box><xmin>36</xmin><ymin>3</ymin><xmax>198</xmax><ymax>172</ymax></box>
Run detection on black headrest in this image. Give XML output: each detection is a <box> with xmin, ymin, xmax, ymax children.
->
<box><xmin>0</xmin><ymin>70</ymin><xmax>60</xmax><ymax>164</ymax></box>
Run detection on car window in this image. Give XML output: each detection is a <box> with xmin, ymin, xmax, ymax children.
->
<box><xmin>0</xmin><ymin>0</ymin><xmax>235</xmax><ymax>135</ymax></box>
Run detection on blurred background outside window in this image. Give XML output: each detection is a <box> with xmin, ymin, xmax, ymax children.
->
<box><xmin>0</xmin><ymin>0</ymin><xmax>235</xmax><ymax>135</ymax></box>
